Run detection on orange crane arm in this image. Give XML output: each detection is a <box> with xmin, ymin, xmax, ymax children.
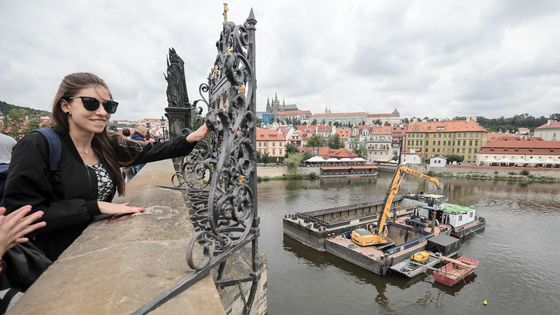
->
<box><xmin>376</xmin><ymin>165</ymin><xmax>441</xmax><ymax>239</ymax></box>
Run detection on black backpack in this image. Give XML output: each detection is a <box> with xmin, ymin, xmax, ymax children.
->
<box><xmin>0</xmin><ymin>128</ymin><xmax>62</xmax><ymax>205</ymax></box>
<box><xmin>0</xmin><ymin>128</ymin><xmax>61</xmax><ymax>313</ymax></box>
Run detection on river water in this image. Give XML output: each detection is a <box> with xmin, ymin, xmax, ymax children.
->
<box><xmin>257</xmin><ymin>172</ymin><xmax>560</xmax><ymax>315</ymax></box>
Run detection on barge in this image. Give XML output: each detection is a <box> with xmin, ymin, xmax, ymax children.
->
<box><xmin>283</xmin><ymin>165</ymin><xmax>484</xmax><ymax>278</ymax></box>
<box><xmin>283</xmin><ymin>197</ymin><xmax>456</xmax><ymax>276</ymax></box>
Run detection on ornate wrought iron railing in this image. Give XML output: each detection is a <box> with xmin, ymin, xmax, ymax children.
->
<box><xmin>133</xmin><ymin>7</ymin><xmax>259</xmax><ymax>315</ymax></box>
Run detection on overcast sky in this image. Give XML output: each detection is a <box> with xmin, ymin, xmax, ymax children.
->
<box><xmin>1</xmin><ymin>0</ymin><xmax>559</xmax><ymax>120</ymax></box>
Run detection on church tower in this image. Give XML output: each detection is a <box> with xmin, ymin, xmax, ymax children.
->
<box><xmin>271</xmin><ymin>92</ymin><xmax>280</xmax><ymax>113</ymax></box>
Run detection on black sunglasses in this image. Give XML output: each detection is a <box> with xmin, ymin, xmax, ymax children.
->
<box><xmin>64</xmin><ymin>96</ymin><xmax>118</xmax><ymax>114</ymax></box>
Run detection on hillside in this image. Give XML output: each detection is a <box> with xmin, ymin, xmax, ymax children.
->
<box><xmin>0</xmin><ymin>100</ymin><xmax>51</xmax><ymax>117</ymax></box>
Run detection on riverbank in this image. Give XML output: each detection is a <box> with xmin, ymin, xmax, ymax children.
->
<box><xmin>428</xmin><ymin>165</ymin><xmax>560</xmax><ymax>183</ymax></box>
<box><xmin>257</xmin><ymin>166</ymin><xmax>320</xmax><ymax>181</ymax></box>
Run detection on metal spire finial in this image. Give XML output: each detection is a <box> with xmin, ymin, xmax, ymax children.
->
<box><xmin>223</xmin><ymin>3</ymin><xmax>229</xmax><ymax>22</ymax></box>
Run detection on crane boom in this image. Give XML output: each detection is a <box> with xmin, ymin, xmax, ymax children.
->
<box><xmin>351</xmin><ymin>165</ymin><xmax>441</xmax><ymax>246</ymax></box>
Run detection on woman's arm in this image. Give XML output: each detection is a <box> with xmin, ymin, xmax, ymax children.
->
<box><xmin>123</xmin><ymin>124</ymin><xmax>208</xmax><ymax>166</ymax></box>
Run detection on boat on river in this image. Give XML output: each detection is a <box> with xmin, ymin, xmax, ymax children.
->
<box><xmin>390</xmin><ymin>254</ymin><xmax>441</xmax><ymax>278</ymax></box>
<box><xmin>433</xmin><ymin>256</ymin><xmax>479</xmax><ymax>286</ymax></box>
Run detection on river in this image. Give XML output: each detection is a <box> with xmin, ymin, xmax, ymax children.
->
<box><xmin>257</xmin><ymin>172</ymin><xmax>560</xmax><ymax>315</ymax></box>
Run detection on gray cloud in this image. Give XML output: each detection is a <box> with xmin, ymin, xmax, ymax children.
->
<box><xmin>0</xmin><ymin>0</ymin><xmax>558</xmax><ymax>120</ymax></box>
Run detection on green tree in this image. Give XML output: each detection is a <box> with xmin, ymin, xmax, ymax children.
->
<box><xmin>306</xmin><ymin>134</ymin><xmax>324</xmax><ymax>147</ymax></box>
<box><xmin>257</xmin><ymin>151</ymin><xmax>273</xmax><ymax>164</ymax></box>
<box><xmin>352</xmin><ymin>143</ymin><xmax>368</xmax><ymax>159</ymax></box>
<box><xmin>8</xmin><ymin>108</ymin><xmax>29</xmax><ymax>137</ymax></box>
<box><xmin>284</xmin><ymin>153</ymin><xmax>305</xmax><ymax>172</ymax></box>
<box><xmin>446</xmin><ymin>154</ymin><xmax>464</xmax><ymax>164</ymax></box>
<box><xmin>311</xmin><ymin>119</ymin><xmax>317</xmax><ymax>125</ymax></box>
<box><xmin>302</xmin><ymin>151</ymin><xmax>314</xmax><ymax>161</ymax></box>
<box><xmin>328</xmin><ymin>133</ymin><xmax>344</xmax><ymax>149</ymax></box>
<box><xmin>285</xmin><ymin>143</ymin><xmax>299</xmax><ymax>156</ymax></box>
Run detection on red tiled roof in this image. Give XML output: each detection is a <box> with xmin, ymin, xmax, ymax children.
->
<box><xmin>407</xmin><ymin>120</ymin><xmax>486</xmax><ymax>133</ymax></box>
<box><xmin>256</xmin><ymin>128</ymin><xmax>286</xmax><ymax>141</ymax></box>
<box><xmin>479</xmin><ymin>138</ymin><xmax>560</xmax><ymax>155</ymax></box>
<box><xmin>370</xmin><ymin>126</ymin><xmax>393</xmax><ymax>135</ymax></box>
<box><xmin>336</xmin><ymin>128</ymin><xmax>352</xmax><ymax>138</ymax></box>
<box><xmin>536</xmin><ymin>120</ymin><xmax>560</xmax><ymax>130</ymax></box>
<box><xmin>487</xmin><ymin>132</ymin><xmax>522</xmax><ymax>141</ymax></box>
<box><xmin>299</xmin><ymin>147</ymin><xmax>358</xmax><ymax>158</ymax></box>
<box><xmin>316</xmin><ymin>125</ymin><xmax>332</xmax><ymax>132</ymax></box>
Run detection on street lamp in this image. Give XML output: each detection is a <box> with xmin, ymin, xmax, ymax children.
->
<box><xmin>160</xmin><ymin>116</ymin><xmax>167</xmax><ymax>141</ymax></box>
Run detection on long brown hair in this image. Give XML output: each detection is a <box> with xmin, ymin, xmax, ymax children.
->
<box><xmin>51</xmin><ymin>72</ymin><xmax>126</xmax><ymax>195</ymax></box>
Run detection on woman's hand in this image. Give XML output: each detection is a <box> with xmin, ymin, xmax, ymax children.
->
<box><xmin>97</xmin><ymin>201</ymin><xmax>144</xmax><ymax>216</ymax></box>
<box><xmin>186</xmin><ymin>124</ymin><xmax>208</xmax><ymax>143</ymax></box>
<box><xmin>0</xmin><ymin>205</ymin><xmax>46</xmax><ymax>257</ymax></box>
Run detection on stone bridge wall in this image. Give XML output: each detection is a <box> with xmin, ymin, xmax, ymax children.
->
<box><xmin>10</xmin><ymin>160</ymin><xmax>267</xmax><ymax>315</ymax></box>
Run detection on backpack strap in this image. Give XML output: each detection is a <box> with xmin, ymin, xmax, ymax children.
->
<box><xmin>34</xmin><ymin>128</ymin><xmax>62</xmax><ymax>172</ymax></box>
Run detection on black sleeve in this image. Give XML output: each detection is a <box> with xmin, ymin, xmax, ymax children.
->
<box><xmin>3</xmin><ymin>133</ymin><xmax>100</xmax><ymax>236</ymax></box>
<box><xmin>118</xmin><ymin>135</ymin><xmax>197</xmax><ymax>166</ymax></box>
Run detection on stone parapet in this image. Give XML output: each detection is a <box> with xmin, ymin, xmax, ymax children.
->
<box><xmin>9</xmin><ymin>160</ymin><xmax>225</xmax><ymax>315</ymax></box>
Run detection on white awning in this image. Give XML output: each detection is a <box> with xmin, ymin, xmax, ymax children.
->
<box><xmin>305</xmin><ymin>156</ymin><xmax>325</xmax><ymax>163</ymax></box>
<box><xmin>351</xmin><ymin>157</ymin><xmax>366</xmax><ymax>162</ymax></box>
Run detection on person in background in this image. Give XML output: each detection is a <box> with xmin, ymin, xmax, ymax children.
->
<box><xmin>130</xmin><ymin>127</ymin><xmax>147</xmax><ymax>142</ymax></box>
<box><xmin>0</xmin><ymin>121</ymin><xmax>16</xmax><ymax>165</ymax></box>
<box><xmin>3</xmin><ymin>72</ymin><xmax>208</xmax><ymax>261</ymax></box>
<box><xmin>129</xmin><ymin>127</ymin><xmax>150</xmax><ymax>173</ymax></box>
<box><xmin>119</xmin><ymin>128</ymin><xmax>135</xmax><ymax>181</ymax></box>
<box><xmin>121</xmin><ymin>128</ymin><xmax>131</xmax><ymax>138</ymax></box>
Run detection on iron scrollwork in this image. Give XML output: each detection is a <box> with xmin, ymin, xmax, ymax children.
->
<box><xmin>133</xmin><ymin>8</ymin><xmax>259</xmax><ymax>315</ymax></box>
<box><xmin>187</xmin><ymin>18</ymin><xmax>257</xmax><ymax>270</ymax></box>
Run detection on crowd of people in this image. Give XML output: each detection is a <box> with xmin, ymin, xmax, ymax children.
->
<box><xmin>0</xmin><ymin>72</ymin><xmax>208</xmax><ymax>310</ymax></box>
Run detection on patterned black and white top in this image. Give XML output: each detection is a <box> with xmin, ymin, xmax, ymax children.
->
<box><xmin>87</xmin><ymin>163</ymin><xmax>114</xmax><ymax>201</ymax></box>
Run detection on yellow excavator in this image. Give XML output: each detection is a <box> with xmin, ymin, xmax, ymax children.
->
<box><xmin>351</xmin><ymin>165</ymin><xmax>441</xmax><ymax>246</ymax></box>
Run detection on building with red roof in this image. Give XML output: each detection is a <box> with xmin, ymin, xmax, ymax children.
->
<box><xmin>535</xmin><ymin>120</ymin><xmax>560</xmax><ymax>141</ymax></box>
<box><xmin>256</xmin><ymin>128</ymin><xmax>287</xmax><ymax>160</ymax></box>
<box><xmin>405</xmin><ymin>118</ymin><xmax>487</xmax><ymax>164</ymax></box>
<box><xmin>476</xmin><ymin>137</ymin><xmax>560</xmax><ymax>167</ymax></box>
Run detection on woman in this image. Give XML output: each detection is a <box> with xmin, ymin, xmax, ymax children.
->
<box><xmin>3</xmin><ymin>72</ymin><xmax>207</xmax><ymax>261</ymax></box>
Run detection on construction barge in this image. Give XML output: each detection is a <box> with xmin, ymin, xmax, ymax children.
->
<box><xmin>283</xmin><ymin>193</ymin><xmax>485</xmax><ymax>276</ymax></box>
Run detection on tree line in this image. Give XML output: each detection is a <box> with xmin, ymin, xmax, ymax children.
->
<box><xmin>1</xmin><ymin>100</ymin><xmax>52</xmax><ymax>138</ymax></box>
